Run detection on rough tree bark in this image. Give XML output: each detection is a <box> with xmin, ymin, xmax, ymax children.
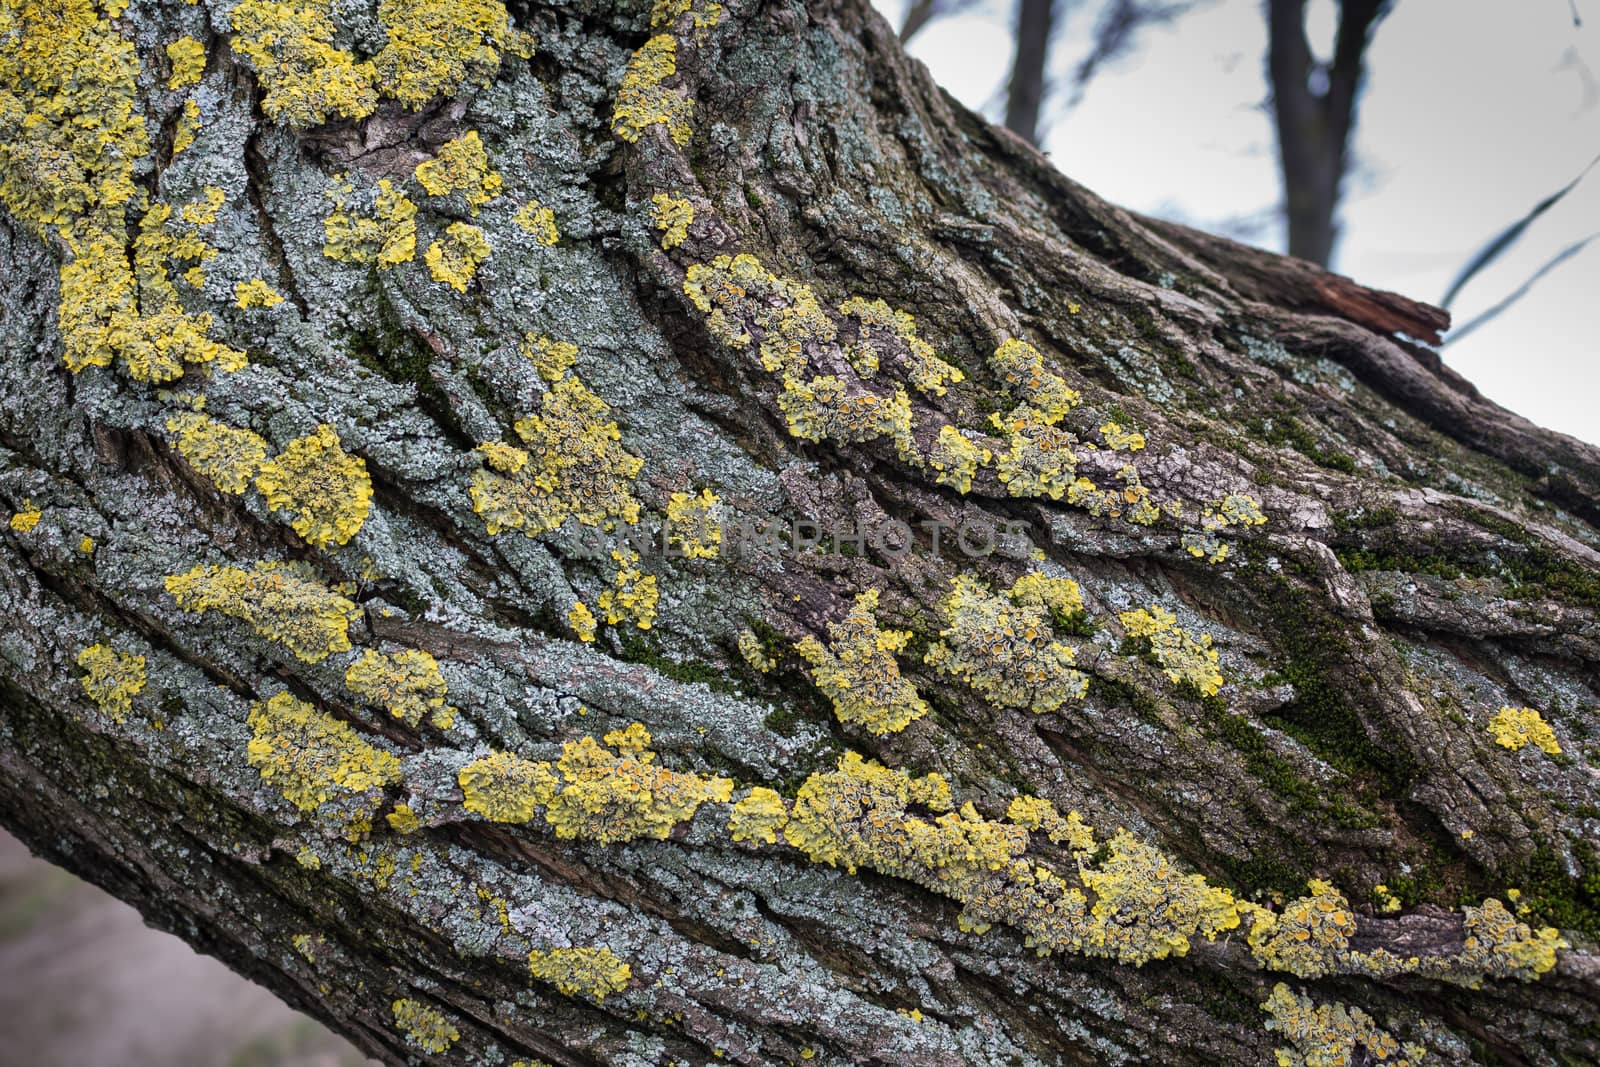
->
<box><xmin>1</xmin><ymin>1</ymin><xmax>1598</xmax><ymax>1065</ymax></box>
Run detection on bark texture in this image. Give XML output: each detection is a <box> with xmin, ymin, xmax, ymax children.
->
<box><xmin>1</xmin><ymin>1</ymin><xmax>1599</xmax><ymax>1065</ymax></box>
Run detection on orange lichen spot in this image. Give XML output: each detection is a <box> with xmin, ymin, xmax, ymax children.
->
<box><xmin>527</xmin><ymin>947</ymin><xmax>632</xmax><ymax>1000</ymax></box>
<box><xmin>1488</xmin><ymin>706</ymin><xmax>1561</xmax><ymax>756</ymax></box>
<box><xmin>254</xmin><ymin>424</ymin><xmax>372</xmax><ymax>547</ymax></box>
<box><xmin>166</xmin><ymin>412</ymin><xmax>269</xmax><ymax>494</ymax></box>
<box><xmin>729</xmin><ymin>786</ymin><xmax>788</xmax><ymax>844</ymax></box>
<box><xmin>514</xmin><ymin>200</ymin><xmax>559</xmax><ymax>245</ymax></box>
<box><xmin>611</xmin><ymin>35</ymin><xmax>691</xmax><ymax>145</ymax></box>
<box><xmin>414</xmin><ymin>131</ymin><xmax>502</xmax><ymax>213</ymax></box>
<box><xmin>77</xmin><ymin>643</ymin><xmax>146</xmax><ymax>722</ymax></box>
<box><xmin>390</xmin><ymin>997</ymin><xmax>458</xmax><ymax>1053</ymax></box>
<box><xmin>344</xmin><ymin>648</ymin><xmax>455</xmax><ymax>728</ymax></box>
<box><xmin>165</xmin><ymin>561</ymin><xmax>361</xmax><ymax>663</ymax></box>
<box><xmin>246</xmin><ymin>691</ymin><xmax>400</xmax><ymax>823</ymax></box>
<box><xmin>1247</xmin><ymin>879</ymin><xmax>1356</xmax><ymax>979</ymax></box>
<box><xmin>795</xmin><ymin>589</ymin><xmax>929</xmax><ymax>735</ymax></box>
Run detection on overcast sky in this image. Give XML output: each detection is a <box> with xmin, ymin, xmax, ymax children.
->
<box><xmin>875</xmin><ymin>0</ymin><xmax>1598</xmax><ymax>446</ymax></box>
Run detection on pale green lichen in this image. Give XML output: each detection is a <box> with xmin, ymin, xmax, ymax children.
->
<box><xmin>527</xmin><ymin>947</ymin><xmax>632</xmax><ymax>1000</ymax></box>
<box><xmin>414</xmin><ymin>131</ymin><xmax>502</xmax><ymax>213</ymax></box>
<box><xmin>165</xmin><ymin>561</ymin><xmax>361</xmax><ymax>663</ymax></box>
<box><xmin>77</xmin><ymin>643</ymin><xmax>147</xmax><ymax>722</ymax></box>
<box><xmin>246</xmin><ymin>691</ymin><xmax>400</xmax><ymax>823</ymax></box>
<box><xmin>344</xmin><ymin>648</ymin><xmax>456</xmax><ymax>729</ymax></box>
<box><xmin>166</xmin><ymin>412</ymin><xmax>269</xmax><ymax>495</ymax></box>
<box><xmin>254</xmin><ymin>423</ymin><xmax>373</xmax><ymax>548</ymax></box>
<box><xmin>424</xmin><ymin>221</ymin><xmax>491</xmax><ymax>291</ymax></box>
<box><xmin>1119</xmin><ymin>604</ymin><xmax>1223</xmax><ymax>696</ymax></box>
<box><xmin>390</xmin><ymin>997</ymin><xmax>458</xmax><ymax>1054</ymax></box>
<box><xmin>795</xmin><ymin>589</ymin><xmax>929</xmax><ymax>735</ymax></box>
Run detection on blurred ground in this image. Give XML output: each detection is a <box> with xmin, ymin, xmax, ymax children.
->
<box><xmin>0</xmin><ymin>830</ymin><xmax>374</xmax><ymax>1067</ymax></box>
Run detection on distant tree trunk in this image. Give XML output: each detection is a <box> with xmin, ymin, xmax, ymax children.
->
<box><xmin>2</xmin><ymin>0</ymin><xmax>1599</xmax><ymax>1065</ymax></box>
<box><xmin>1267</xmin><ymin>0</ymin><xmax>1390</xmax><ymax>265</ymax></box>
<box><xmin>1006</xmin><ymin>0</ymin><xmax>1058</xmax><ymax>144</ymax></box>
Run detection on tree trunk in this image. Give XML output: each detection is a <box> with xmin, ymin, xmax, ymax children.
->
<box><xmin>2</xmin><ymin>1</ymin><xmax>1598</xmax><ymax>1065</ymax></box>
<box><xmin>1005</xmin><ymin>0</ymin><xmax>1056</xmax><ymax>146</ymax></box>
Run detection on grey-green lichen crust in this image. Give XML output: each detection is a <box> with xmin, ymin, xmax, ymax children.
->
<box><xmin>1</xmin><ymin>0</ymin><xmax>1599</xmax><ymax>1065</ymax></box>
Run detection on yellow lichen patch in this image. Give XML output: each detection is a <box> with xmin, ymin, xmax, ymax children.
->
<box><xmin>528</xmin><ymin>947</ymin><xmax>632</xmax><ymax>1000</ymax></box>
<box><xmin>1261</xmin><ymin>983</ymin><xmax>1428</xmax><ymax>1067</ymax></box>
<box><xmin>992</xmin><ymin>414</ymin><xmax>1077</xmax><ymax>500</ymax></box>
<box><xmin>471</xmin><ymin>375</ymin><xmax>644</xmax><ymax>538</ymax></box>
<box><xmin>666</xmin><ymin>488</ymin><xmax>721</xmax><ymax>559</ymax></box>
<box><xmin>234</xmin><ymin>279</ymin><xmax>283</xmax><ymax>309</ymax></box>
<box><xmin>77</xmin><ymin>643</ymin><xmax>146</xmax><ymax>722</ymax></box>
<box><xmin>1005</xmin><ymin>795</ymin><xmax>1094</xmax><ymax>852</ymax></box>
<box><xmin>521</xmin><ymin>333</ymin><xmax>576</xmax><ymax>381</ymax></box>
<box><xmin>736</xmin><ymin>628</ymin><xmax>775</xmax><ymax>672</ymax></box>
<box><xmin>166</xmin><ymin>36</ymin><xmax>207</xmax><ymax>89</ymax></box>
<box><xmin>390</xmin><ymin>998</ymin><xmax>458</xmax><ymax>1054</ymax></box>
<box><xmin>778</xmin><ymin>375</ymin><xmax>917</xmax><ymax>461</ymax></box>
<box><xmin>172</xmin><ymin>99</ymin><xmax>201</xmax><ymax>154</ymax></box>
<box><xmin>228</xmin><ymin>0</ymin><xmax>378</xmax><ymax>126</ymax></box>
<box><xmin>838</xmin><ymin>297</ymin><xmax>964</xmax><ymax>397</ymax></box>
<box><xmin>651</xmin><ymin>193</ymin><xmax>693</xmax><ymax>249</ymax></box>
<box><xmin>1119</xmin><ymin>604</ymin><xmax>1223</xmax><ymax>696</ymax></box>
<box><xmin>1099</xmin><ymin>421</ymin><xmax>1145</xmax><ymax>452</ymax></box>
<box><xmin>1077</xmin><ymin>830</ymin><xmax>1242</xmax><ymax>965</ymax></box>
<box><xmin>1453</xmin><ymin>897</ymin><xmax>1567</xmax><ymax>983</ymax></box>
<box><xmin>1183</xmin><ymin>492</ymin><xmax>1268</xmax><ymax>563</ymax></box>
<box><xmin>684</xmin><ymin>253</ymin><xmax>834</xmax><ymax>377</ymax></box>
<box><xmin>371</xmin><ymin>0</ymin><xmax>532</xmax><ymax>110</ymax></box>
<box><xmin>165</xmin><ymin>561</ymin><xmax>361</xmax><ymax>663</ymax></box>
<box><xmin>929</xmin><ymin>426</ymin><xmax>991</xmax><ymax>494</ymax></box>
<box><xmin>79</xmin><ymin>536</ymin><xmax>95</xmax><ymax>554</ymax></box>
<box><xmin>1487</xmin><ymin>706</ymin><xmax>1561</xmax><ymax>756</ymax></box>
<box><xmin>344</xmin><ymin>648</ymin><xmax>455</xmax><ymax>729</ymax></box>
<box><xmin>650</xmin><ymin>0</ymin><xmax>723</xmax><ymax>39</ymax></box>
<box><xmin>925</xmin><ymin>574</ymin><xmax>1088</xmax><ymax>713</ymax></box>
<box><xmin>1247</xmin><ymin>879</ymin><xmax>1356</xmax><ymax>979</ymax></box>
<box><xmin>414</xmin><ymin>131</ymin><xmax>502</xmax><ymax>213</ymax></box>
<box><xmin>598</xmin><ymin>548</ymin><xmax>658</xmax><ymax>630</ymax></box>
<box><xmin>386</xmin><ymin>804</ymin><xmax>421</xmax><ymax>834</ymax></box>
<box><xmin>166</xmin><ymin>412</ymin><xmax>269</xmax><ymax>495</ymax></box>
<box><xmin>254</xmin><ymin>424</ymin><xmax>373</xmax><ymax>548</ymax></box>
<box><xmin>544</xmin><ymin>726</ymin><xmax>733</xmax><ymax>843</ymax></box>
<box><xmin>989</xmin><ymin>338</ymin><xmax>1080</xmax><ymax>425</ymax></box>
<box><xmin>1066</xmin><ymin>464</ymin><xmax>1170</xmax><ymax>526</ymax></box>
<box><xmin>425</xmin><ymin>221</ymin><xmax>491</xmax><ymax>291</ymax></box>
<box><xmin>795</xmin><ymin>589</ymin><xmax>929</xmax><ymax>735</ymax></box>
<box><xmin>612</xmin><ymin>35</ymin><xmax>692</xmax><ymax>145</ymax></box>
<box><xmin>322</xmin><ymin>176</ymin><xmax>417</xmax><ymax>268</ymax></box>
<box><xmin>514</xmin><ymin>200</ymin><xmax>559</xmax><ymax>245</ymax></box>
<box><xmin>458</xmin><ymin>750</ymin><xmax>559</xmax><ymax>824</ymax></box>
<box><xmin>246</xmin><ymin>692</ymin><xmax>400</xmax><ymax>822</ymax></box>
<box><xmin>729</xmin><ymin>786</ymin><xmax>788</xmax><ymax>844</ymax></box>
<box><xmin>568</xmin><ymin>600</ymin><xmax>597</xmax><ymax>643</ymax></box>
<box><xmin>8</xmin><ymin>500</ymin><xmax>41</xmax><ymax>533</ymax></box>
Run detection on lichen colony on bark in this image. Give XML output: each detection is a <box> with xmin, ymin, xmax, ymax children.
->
<box><xmin>1</xmin><ymin>0</ymin><xmax>1599</xmax><ymax>1065</ymax></box>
